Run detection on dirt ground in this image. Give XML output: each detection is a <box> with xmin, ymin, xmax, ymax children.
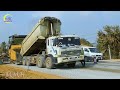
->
<box><xmin>0</xmin><ymin>64</ymin><xmax>65</xmax><ymax>79</ymax></box>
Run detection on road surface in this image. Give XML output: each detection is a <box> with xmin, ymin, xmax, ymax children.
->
<box><xmin>8</xmin><ymin>60</ymin><xmax>120</xmax><ymax>79</ymax></box>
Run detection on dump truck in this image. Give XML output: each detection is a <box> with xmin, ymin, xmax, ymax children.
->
<box><xmin>18</xmin><ymin>16</ymin><xmax>85</xmax><ymax>69</ymax></box>
<box><xmin>8</xmin><ymin>35</ymin><xmax>26</xmax><ymax>64</ymax></box>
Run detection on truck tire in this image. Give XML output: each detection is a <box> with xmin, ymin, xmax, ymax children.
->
<box><xmin>45</xmin><ymin>57</ymin><xmax>54</xmax><ymax>69</ymax></box>
<box><xmin>37</xmin><ymin>56</ymin><xmax>45</xmax><ymax>68</ymax></box>
<box><xmin>81</xmin><ymin>60</ymin><xmax>85</xmax><ymax>67</ymax></box>
<box><xmin>67</xmin><ymin>62</ymin><xmax>76</xmax><ymax>68</ymax></box>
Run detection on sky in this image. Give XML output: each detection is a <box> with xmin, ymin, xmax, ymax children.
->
<box><xmin>0</xmin><ymin>11</ymin><xmax>120</xmax><ymax>44</ymax></box>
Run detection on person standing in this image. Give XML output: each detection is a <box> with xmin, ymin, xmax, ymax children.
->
<box><xmin>94</xmin><ymin>57</ymin><xmax>97</xmax><ymax>64</ymax></box>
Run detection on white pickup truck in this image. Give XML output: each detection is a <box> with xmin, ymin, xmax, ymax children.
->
<box><xmin>81</xmin><ymin>46</ymin><xmax>103</xmax><ymax>62</ymax></box>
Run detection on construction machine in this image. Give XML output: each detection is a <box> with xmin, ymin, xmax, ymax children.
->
<box><xmin>8</xmin><ymin>35</ymin><xmax>26</xmax><ymax>64</ymax></box>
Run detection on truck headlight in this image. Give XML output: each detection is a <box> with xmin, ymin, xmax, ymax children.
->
<box><xmin>57</xmin><ymin>55</ymin><xmax>61</xmax><ymax>57</ymax></box>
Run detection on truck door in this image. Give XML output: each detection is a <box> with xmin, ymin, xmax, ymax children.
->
<box><xmin>46</xmin><ymin>38</ymin><xmax>50</xmax><ymax>54</ymax></box>
<box><xmin>84</xmin><ymin>48</ymin><xmax>90</xmax><ymax>57</ymax></box>
<box><xmin>46</xmin><ymin>38</ymin><xmax>57</xmax><ymax>57</ymax></box>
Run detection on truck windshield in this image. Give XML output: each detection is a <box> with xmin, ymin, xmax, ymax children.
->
<box><xmin>89</xmin><ymin>48</ymin><xmax>100</xmax><ymax>53</ymax></box>
<box><xmin>54</xmin><ymin>37</ymin><xmax>80</xmax><ymax>46</ymax></box>
<box><xmin>9</xmin><ymin>35</ymin><xmax>26</xmax><ymax>45</ymax></box>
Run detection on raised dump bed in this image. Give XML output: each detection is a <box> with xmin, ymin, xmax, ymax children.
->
<box><xmin>20</xmin><ymin>17</ymin><xmax>61</xmax><ymax>56</ymax></box>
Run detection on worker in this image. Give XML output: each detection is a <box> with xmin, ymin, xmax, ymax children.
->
<box><xmin>94</xmin><ymin>57</ymin><xmax>97</xmax><ymax>64</ymax></box>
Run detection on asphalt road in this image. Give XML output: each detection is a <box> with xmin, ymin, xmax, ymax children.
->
<box><xmin>9</xmin><ymin>60</ymin><xmax>120</xmax><ymax>79</ymax></box>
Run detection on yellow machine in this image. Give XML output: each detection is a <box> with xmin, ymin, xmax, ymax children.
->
<box><xmin>9</xmin><ymin>45</ymin><xmax>21</xmax><ymax>61</ymax></box>
<box><xmin>8</xmin><ymin>35</ymin><xmax>26</xmax><ymax>63</ymax></box>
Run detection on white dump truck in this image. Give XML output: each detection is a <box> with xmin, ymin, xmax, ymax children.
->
<box><xmin>17</xmin><ymin>17</ymin><xmax>85</xmax><ymax>69</ymax></box>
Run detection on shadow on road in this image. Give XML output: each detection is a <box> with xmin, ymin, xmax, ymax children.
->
<box><xmin>55</xmin><ymin>62</ymin><xmax>96</xmax><ymax>70</ymax></box>
<box><xmin>6</xmin><ymin>61</ymin><xmax>98</xmax><ymax>70</ymax></box>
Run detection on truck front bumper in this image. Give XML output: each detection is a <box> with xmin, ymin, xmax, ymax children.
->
<box><xmin>57</xmin><ymin>56</ymin><xmax>81</xmax><ymax>64</ymax></box>
<box><xmin>93</xmin><ymin>56</ymin><xmax>103</xmax><ymax>60</ymax></box>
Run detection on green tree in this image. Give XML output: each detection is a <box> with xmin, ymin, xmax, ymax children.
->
<box><xmin>80</xmin><ymin>38</ymin><xmax>93</xmax><ymax>47</ymax></box>
<box><xmin>97</xmin><ymin>25</ymin><xmax>120</xmax><ymax>59</ymax></box>
<box><xmin>0</xmin><ymin>41</ymin><xmax>7</xmax><ymax>53</ymax></box>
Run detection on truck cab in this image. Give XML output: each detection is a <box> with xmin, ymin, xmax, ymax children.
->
<box><xmin>81</xmin><ymin>46</ymin><xmax>103</xmax><ymax>62</ymax></box>
<box><xmin>46</xmin><ymin>35</ymin><xmax>82</xmax><ymax>64</ymax></box>
<box><xmin>37</xmin><ymin>34</ymin><xmax>86</xmax><ymax>69</ymax></box>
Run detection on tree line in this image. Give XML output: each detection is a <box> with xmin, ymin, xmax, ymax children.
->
<box><xmin>80</xmin><ymin>25</ymin><xmax>120</xmax><ymax>59</ymax></box>
<box><xmin>97</xmin><ymin>25</ymin><xmax>120</xmax><ymax>59</ymax></box>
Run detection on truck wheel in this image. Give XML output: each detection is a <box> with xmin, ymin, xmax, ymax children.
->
<box><xmin>37</xmin><ymin>56</ymin><xmax>45</xmax><ymax>68</ymax></box>
<box><xmin>81</xmin><ymin>60</ymin><xmax>85</xmax><ymax>67</ymax></box>
<box><xmin>45</xmin><ymin>57</ymin><xmax>54</xmax><ymax>69</ymax></box>
<box><xmin>67</xmin><ymin>62</ymin><xmax>76</xmax><ymax>68</ymax></box>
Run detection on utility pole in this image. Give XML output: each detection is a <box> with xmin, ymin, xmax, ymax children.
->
<box><xmin>108</xmin><ymin>45</ymin><xmax>111</xmax><ymax>60</ymax></box>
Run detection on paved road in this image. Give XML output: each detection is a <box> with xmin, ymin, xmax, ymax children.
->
<box><xmin>9</xmin><ymin>60</ymin><xmax>120</xmax><ymax>79</ymax></box>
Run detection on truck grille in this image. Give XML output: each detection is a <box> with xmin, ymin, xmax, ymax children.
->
<box><xmin>61</xmin><ymin>50</ymin><xmax>81</xmax><ymax>57</ymax></box>
<box><xmin>96</xmin><ymin>55</ymin><xmax>101</xmax><ymax>57</ymax></box>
